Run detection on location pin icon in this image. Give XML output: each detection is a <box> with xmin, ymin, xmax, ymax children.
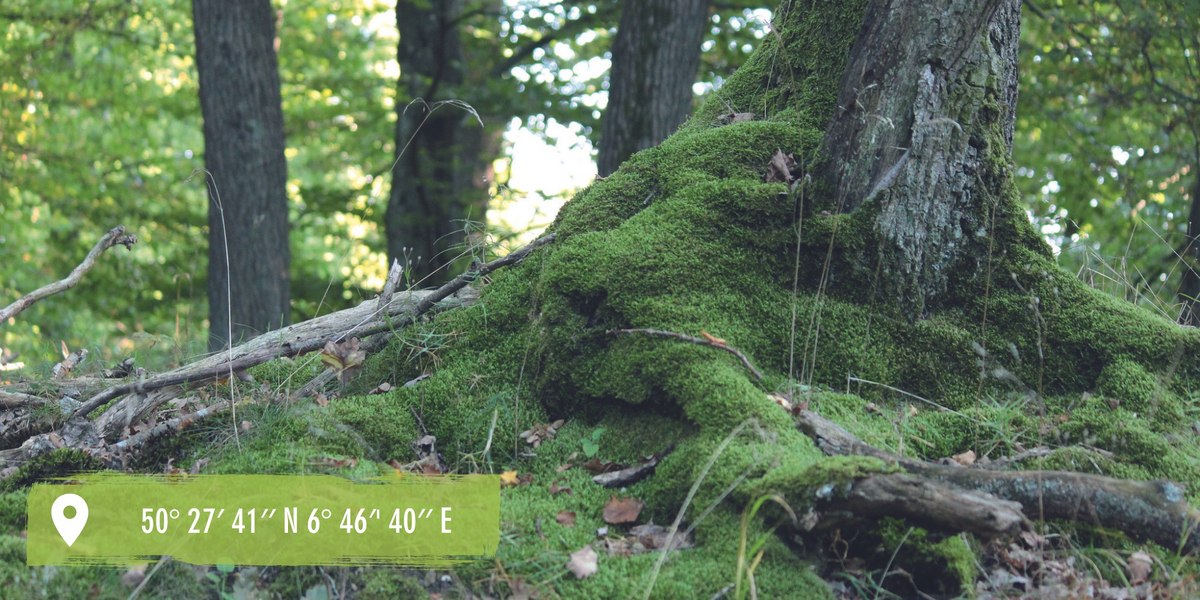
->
<box><xmin>51</xmin><ymin>493</ymin><xmax>89</xmax><ymax>547</ymax></box>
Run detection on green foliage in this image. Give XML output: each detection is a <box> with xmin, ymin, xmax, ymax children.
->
<box><xmin>1017</xmin><ymin>1</ymin><xmax>1200</xmax><ymax>311</ymax></box>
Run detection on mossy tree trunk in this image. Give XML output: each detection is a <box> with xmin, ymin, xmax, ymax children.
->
<box><xmin>820</xmin><ymin>0</ymin><xmax>1020</xmax><ymax>319</ymax></box>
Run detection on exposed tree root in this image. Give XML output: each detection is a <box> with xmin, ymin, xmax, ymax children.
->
<box><xmin>797</xmin><ymin>409</ymin><xmax>1200</xmax><ymax>554</ymax></box>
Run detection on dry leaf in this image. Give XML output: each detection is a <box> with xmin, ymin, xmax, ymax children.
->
<box><xmin>764</xmin><ymin>149</ymin><xmax>797</xmax><ymax>183</ymax></box>
<box><xmin>602</xmin><ymin>496</ymin><xmax>644</xmax><ymax>525</ymax></box>
<box><xmin>865</xmin><ymin>402</ymin><xmax>882</xmax><ymax>415</ymax></box>
<box><xmin>320</xmin><ymin>338</ymin><xmax>366</xmax><ymax>384</ymax></box>
<box><xmin>951</xmin><ymin>450</ymin><xmax>976</xmax><ymax>466</ymax></box>
<box><xmin>566</xmin><ymin>546</ymin><xmax>598</xmax><ymax>579</ymax></box>
<box><xmin>700</xmin><ymin>330</ymin><xmax>727</xmax><ymax>346</ymax></box>
<box><xmin>368</xmin><ymin>382</ymin><xmax>392</xmax><ymax>395</ymax></box>
<box><xmin>314</xmin><ymin>392</ymin><xmax>329</xmax><ymax>407</ymax></box>
<box><xmin>500</xmin><ymin>470</ymin><xmax>520</xmax><ymax>486</ymax></box>
<box><xmin>549</xmin><ymin>481</ymin><xmax>573</xmax><ymax>496</ymax></box>
<box><xmin>519</xmin><ymin>419</ymin><xmax>566</xmax><ymax>448</ymax></box>
<box><xmin>556</xmin><ymin>511</ymin><xmax>577</xmax><ymax>526</ymax></box>
<box><xmin>1127</xmin><ymin>550</ymin><xmax>1153</xmax><ymax>585</ymax></box>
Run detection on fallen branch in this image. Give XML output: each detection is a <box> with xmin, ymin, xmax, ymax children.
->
<box><xmin>796</xmin><ymin>409</ymin><xmax>1200</xmax><ymax>554</ymax></box>
<box><xmin>608</xmin><ymin>328</ymin><xmax>764</xmax><ymax>381</ymax></box>
<box><xmin>0</xmin><ymin>226</ymin><xmax>136</xmax><ymax>323</ymax></box>
<box><xmin>818</xmin><ymin>473</ymin><xmax>1027</xmax><ymax>539</ymax></box>
<box><xmin>69</xmin><ymin>233</ymin><xmax>553</xmax><ymax>420</ymax></box>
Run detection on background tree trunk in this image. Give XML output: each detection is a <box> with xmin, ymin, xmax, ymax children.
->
<box><xmin>1179</xmin><ymin>163</ymin><xmax>1200</xmax><ymax>326</ymax></box>
<box><xmin>820</xmin><ymin>0</ymin><xmax>1021</xmax><ymax>318</ymax></box>
<box><xmin>386</xmin><ymin>0</ymin><xmax>499</xmax><ymax>286</ymax></box>
<box><xmin>596</xmin><ymin>0</ymin><xmax>710</xmax><ymax>177</ymax></box>
<box><xmin>193</xmin><ymin>0</ymin><xmax>290</xmax><ymax>351</ymax></box>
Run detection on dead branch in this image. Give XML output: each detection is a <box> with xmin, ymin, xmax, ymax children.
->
<box><xmin>72</xmin><ymin>233</ymin><xmax>552</xmax><ymax>422</ymax></box>
<box><xmin>819</xmin><ymin>473</ymin><xmax>1027</xmax><ymax>539</ymax></box>
<box><xmin>0</xmin><ymin>226</ymin><xmax>136</xmax><ymax>323</ymax></box>
<box><xmin>796</xmin><ymin>409</ymin><xmax>1200</xmax><ymax>554</ymax></box>
<box><xmin>608</xmin><ymin>328</ymin><xmax>765</xmax><ymax>381</ymax></box>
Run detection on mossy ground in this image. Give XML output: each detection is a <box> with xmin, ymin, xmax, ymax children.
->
<box><xmin>5</xmin><ymin>0</ymin><xmax>1200</xmax><ymax>597</ymax></box>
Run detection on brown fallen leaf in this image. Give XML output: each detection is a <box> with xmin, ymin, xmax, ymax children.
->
<box><xmin>549</xmin><ymin>481</ymin><xmax>573</xmax><ymax>496</ymax></box>
<box><xmin>556</xmin><ymin>511</ymin><xmax>577</xmax><ymax>527</ymax></box>
<box><xmin>951</xmin><ymin>449</ymin><xmax>976</xmax><ymax>466</ymax></box>
<box><xmin>320</xmin><ymin>338</ymin><xmax>366</xmax><ymax>384</ymax></box>
<box><xmin>519</xmin><ymin>419</ymin><xmax>566</xmax><ymax>448</ymax></box>
<box><xmin>566</xmin><ymin>546</ymin><xmax>598</xmax><ymax>579</ymax></box>
<box><xmin>1127</xmin><ymin>550</ymin><xmax>1153</xmax><ymax>585</ymax></box>
<box><xmin>764</xmin><ymin>149</ymin><xmax>797</xmax><ymax>183</ymax></box>
<box><xmin>700</xmin><ymin>330</ymin><xmax>727</xmax><ymax>346</ymax></box>
<box><xmin>602</xmin><ymin>496</ymin><xmax>644</xmax><ymax>525</ymax></box>
<box><xmin>604</xmin><ymin>524</ymin><xmax>695</xmax><ymax>556</ymax></box>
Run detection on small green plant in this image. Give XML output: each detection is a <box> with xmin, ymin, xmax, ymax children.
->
<box><xmin>206</xmin><ymin>563</ymin><xmax>237</xmax><ymax>599</ymax></box>
<box><xmin>581</xmin><ymin>427</ymin><xmax>605</xmax><ymax>458</ymax></box>
<box><xmin>735</xmin><ymin>494</ymin><xmax>796</xmax><ymax>600</ymax></box>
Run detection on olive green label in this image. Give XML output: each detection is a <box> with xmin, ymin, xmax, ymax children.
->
<box><xmin>27</xmin><ymin>473</ymin><xmax>499</xmax><ymax>566</ymax></box>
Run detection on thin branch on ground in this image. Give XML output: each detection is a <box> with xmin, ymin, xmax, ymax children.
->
<box><xmin>609</xmin><ymin>328</ymin><xmax>765</xmax><ymax>381</ymax></box>
<box><xmin>0</xmin><ymin>225</ymin><xmax>136</xmax><ymax>323</ymax></box>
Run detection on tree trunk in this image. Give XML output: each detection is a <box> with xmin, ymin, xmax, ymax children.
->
<box><xmin>193</xmin><ymin>0</ymin><xmax>290</xmax><ymax>351</ymax></box>
<box><xmin>597</xmin><ymin>0</ymin><xmax>710</xmax><ymax>178</ymax></box>
<box><xmin>386</xmin><ymin>0</ymin><xmax>498</xmax><ymax>286</ymax></box>
<box><xmin>821</xmin><ymin>0</ymin><xmax>1021</xmax><ymax>319</ymax></box>
<box><xmin>1178</xmin><ymin>165</ymin><xmax>1200</xmax><ymax>326</ymax></box>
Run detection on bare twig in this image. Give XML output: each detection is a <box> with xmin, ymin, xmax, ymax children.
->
<box><xmin>0</xmin><ymin>226</ymin><xmax>136</xmax><ymax>323</ymax></box>
<box><xmin>609</xmin><ymin>328</ymin><xmax>765</xmax><ymax>381</ymax></box>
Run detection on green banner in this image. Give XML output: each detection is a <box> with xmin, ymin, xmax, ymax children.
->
<box><xmin>27</xmin><ymin>473</ymin><xmax>499</xmax><ymax>566</ymax></box>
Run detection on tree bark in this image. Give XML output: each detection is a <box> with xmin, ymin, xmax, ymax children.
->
<box><xmin>597</xmin><ymin>0</ymin><xmax>710</xmax><ymax>177</ymax></box>
<box><xmin>386</xmin><ymin>0</ymin><xmax>499</xmax><ymax>286</ymax></box>
<box><xmin>193</xmin><ymin>0</ymin><xmax>291</xmax><ymax>350</ymax></box>
<box><xmin>821</xmin><ymin>0</ymin><xmax>1021</xmax><ymax>318</ymax></box>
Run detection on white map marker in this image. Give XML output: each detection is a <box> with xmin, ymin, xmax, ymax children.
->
<box><xmin>51</xmin><ymin>493</ymin><xmax>88</xmax><ymax>547</ymax></box>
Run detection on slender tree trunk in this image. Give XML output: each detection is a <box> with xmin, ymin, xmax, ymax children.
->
<box><xmin>597</xmin><ymin>0</ymin><xmax>710</xmax><ymax>177</ymax></box>
<box><xmin>193</xmin><ymin>0</ymin><xmax>290</xmax><ymax>350</ymax></box>
<box><xmin>386</xmin><ymin>0</ymin><xmax>497</xmax><ymax>286</ymax></box>
<box><xmin>1178</xmin><ymin>162</ymin><xmax>1200</xmax><ymax>326</ymax></box>
<box><xmin>821</xmin><ymin>0</ymin><xmax>1021</xmax><ymax>318</ymax></box>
